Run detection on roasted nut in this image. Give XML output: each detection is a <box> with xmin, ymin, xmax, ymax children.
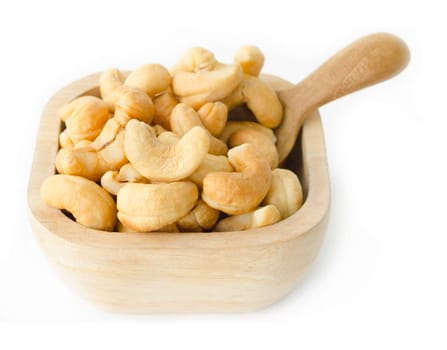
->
<box><xmin>114</xmin><ymin>85</ymin><xmax>155</xmax><ymax>125</ymax></box>
<box><xmin>117</xmin><ymin>181</ymin><xmax>198</xmax><ymax>232</ymax></box>
<box><xmin>117</xmin><ymin>163</ymin><xmax>146</xmax><ymax>182</ymax></box>
<box><xmin>153</xmin><ymin>88</ymin><xmax>178</xmax><ymax>130</ymax></box>
<box><xmin>170</xmin><ymin>47</ymin><xmax>218</xmax><ymax>74</ymax></box>
<box><xmin>124</xmin><ymin>119</ymin><xmax>209</xmax><ymax>182</ymax></box>
<box><xmin>172</xmin><ymin>63</ymin><xmax>243</xmax><ymax>109</ymax></box>
<box><xmin>222</xmin><ymin>75</ymin><xmax>283</xmax><ymax>128</ymax></box>
<box><xmin>59</xmin><ymin>130</ymin><xmax>73</xmax><ymax>149</ymax></box>
<box><xmin>234</xmin><ymin>45</ymin><xmax>265</xmax><ymax>76</ymax></box>
<box><xmin>59</xmin><ymin>96</ymin><xmax>110</xmax><ymax>143</ymax></box>
<box><xmin>101</xmin><ymin>164</ymin><xmax>149</xmax><ymax>196</ymax></box>
<box><xmin>99</xmin><ymin>68</ymin><xmax>124</xmax><ymax>108</ymax></box>
<box><xmin>40</xmin><ymin>174</ymin><xmax>116</xmax><ymax>231</ymax></box>
<box><xmin>176</xmin><ymin>200</ymin><xmax>220</xmax><ymax>232</ymax></box>
<box><xmin>219</xmin><ymin>121</ymin><xmax>277</xmax><ymax>145</ymax></box>
<box><xmin>228</xmin><ymin>128</ymin><xmax>279</xmax><ymax>169</ymax></box>
<box><xmin>263</xmin><ymin>168</ymin><xmax>303</xmax><ymax>219</ymax></box>
<box><xmin>188</xmin><ymin>154</ymin><xmax>233</xmax><ymax>188</ymax></box>
<box><xmin>125</xmin><ymin>64</ymin><xmax>172</xmax><ymax>97</ymax></box>
<box><xmin>170</xmin><ymin>103</ymin><xmax>228</xmax><ymax>155</ymax></box>
<box><xmin>214</xmin><ymin>204</ymin><xmax>280</xmax><ymax>232</ymax></box>
<box><xmin>55</xmin><ymin>130</ymin><xmax>127</xmax><ymax>181</ymax></box>
<box><xmin>197</xmin><ymin>102</ymin><xmax>228</xmax><ymax>137</ymax></box>
<box><xmin>202</xmin><ymin>143</ymin><xmax>272</xmax><ymax>215</ymax></box>
<box><xmin>85</xmin><ymin>118</ymin><xmax>122</xmax><ymax>151</ymax></box>
<box><xmin>100</xmin><ymin>171</ymin><xmax>125</xmax><ymax>196</ymax></box>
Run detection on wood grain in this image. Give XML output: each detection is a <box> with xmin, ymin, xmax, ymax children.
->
<box><xmin>27</xmin><ymin>73</ymin><xmax>330</xmax><ymax>313</ymax></box>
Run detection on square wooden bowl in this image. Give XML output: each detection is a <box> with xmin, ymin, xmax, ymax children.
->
<box><xmin>27</xmin><ymin>73</ymin><xmax>330</xmax><ymax>313</ymax></box>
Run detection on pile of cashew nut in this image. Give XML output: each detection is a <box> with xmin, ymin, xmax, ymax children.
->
<box><xmin>40</xmin><ymin>45</ymin><xmax>304</xmax><ymax>232</ymax></box>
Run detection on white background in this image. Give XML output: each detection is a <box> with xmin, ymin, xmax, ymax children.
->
<box><xmin>1</xmin><ymin>0</ymin><xmax>446</xmax><ymax>348</ymax></box>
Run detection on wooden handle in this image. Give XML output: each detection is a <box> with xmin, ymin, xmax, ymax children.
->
<box><xmin>282</xmin><ymin>32</ymin><xmax>410</xmax><ymax>110</ymax></box>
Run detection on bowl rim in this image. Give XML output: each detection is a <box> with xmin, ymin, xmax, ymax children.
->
<box><xmin>27</xmin><ymin>73</ymin><xmax>330</xmax><ymax>250</ymax></box>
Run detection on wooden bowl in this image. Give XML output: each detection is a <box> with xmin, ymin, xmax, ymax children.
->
<box><xmin>27</xmin><ymin>73</ymin><xmax>330</xmax><ymax>313</ymax></box>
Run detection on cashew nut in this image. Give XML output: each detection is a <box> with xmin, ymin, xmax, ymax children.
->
<box><xmin>40</xmin><ymin>174</ymin><xmax>116</xmax><ymax>231</ymax></box>
<box><xmin>153</xmin><ymin>88</ymin><xmax>178</xmax><ymax>130</ymax></box>
<box><xmin>262</xmin><ymin>168</ymin><xmax>303</xmax><ymax>219</ymax></box>
<box><xmin>170</xmin><ymin>47</ymin><xmax>218</xmax><ymax>74</ymax></box>
<box><xmin>117</xmin><ymin>163</ymin><xmax>146</xmax><ymax>182</ymax></box>
<box><xmin>59</xmin><ymin>96</ymin><xmax>110</xmax><ymax>143</ymax></box>
<box><xmin>124</xmin><ymin>64</ymin><xmax>172</xmax><ymax>97</ymax></box>
<box><xmin>202</xmin><ymin>143</ymin><xmax>272</xmax><ymax>215</ymax></box>
<box><xmin>124</xmin><ymin>119</ymin><xmax>209</xmax><ymax>182</ymax></box>
<box><xmin>157</xmin><ymin>131</ymin><xmax>180</xmax><ymax>145</ymax></box>
<box><xmin>234</xmin><ymin>45</ymin><xmax>265</xmax><ymax>77</ymax></box>
<box><xmin>214</xmin><ymin>205</ymin><xmax>280</xmax><ymax>232</ymax></box>
<box><xmin>228</xmin><ymin>128</ymin><xmax>279</xmax><ymax>169</ymax></box>
<box><xmin>176</xmin><ymin>200</ymin><xmax>220</xmax><ymax>232</ymax></box>
<box><xmin>55</xmin><ymin>130</ymin><xmax>127</xmax><ymax>181</ymax></box>
<box><xmin>197</xmin><ymin>102</ymin><xmax>228</xmax><ymax>137</ymax></box>
<box><xmin>172</xmin><ymin>63</ymin><xmax>243</xmax><ymax>109</ymax></box>
<box><xmin>219</xmin><ymin>121</ymin><xmax>277</xmax><ymax>144</ymax></box>
<box><xmin>99</xmin><ymin>68</ymin><xmax>124</xmax><ymax>108</ymax></box>
<box><xmin>114</xmin><ymin>85</ymin><xmax>155</xmax><ymax>125</ymax></box>
<box><xmin>170</xmin><ymin>103</ymin><xmax>228</xmax><ymax>155</ymax></box>
<box><xmin>59</xmin><ymin>130</ymin><xmax>73</xmax><ymax>149</ymax></box>
<box><xmin>188</xmin><ymin>154</ymin><xmax>233</xmax><ymax>188</ymax></box>
<box><xmin>117</xmin><ymin>181</ymin><xmax>198</xmax><ymax>232</ymax></box>
<box><xmin>101</xmin><ymin>163</ymin><xmax>149</xmax><ymax>196</ymax></box>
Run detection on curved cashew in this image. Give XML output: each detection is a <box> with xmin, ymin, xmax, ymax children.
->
<box><xmin>101</xmin><ymin>164</ymin><xmax>149</xmax><ymax>196</ymax></box>
<box><xmin>124</xmin><ymin>64</ymin><xmax>172</xmax><ymax>97</ymax></box>
<box><xmin>153</xmin><ymin>88</ymin><xmax>178</xmax><ymax>130</ymax></box>
<box><xmin>197</xmin><ymin>102</ymin><xmax>228</xmax><ymax>137</ymax></box>
<box><xmin>157</xmin><ymin>131</ymin><xmax>180</xmax><ymax>145</ymax></box>
<box><xmin>124</xmin><ymin>119</ymin><xmax>209</xmax><ymax>182</ymax></box>
<box><xmin>188</xmin><ymin>154</ymin><xmax>233</xmax><ymax>188</ymax></box>
<box><xmin>176</xmin><ymin>200</ymin><xmax>220</xmax><ymax>232</ymax></box>
<box><xmin>170</xmin><ymin>103</ymin><xmax>227</xmax><ymax>155</ymax></box>
<box><xmin>172</xmin><ymin>63</ymin><xmax>243</xmax><ymax>109</ymax></box>
<box><xmin>170</xmin><ymin>47</ymin><xmax>218</xmax><ymax>74</ymax></box>
<box><xmin>114</xmin><ymin>85</ymin><xmax>155</xmax><ymax>125</ymax></box>
<box><xmin>221</xmin><ymin>75</ymin><xmax>283</xmax><ymax>128</ymax></box>
<box><xmin>263</xmin><ymin>168</ymin><xmax>303</xmax><ymax>219</ymax></box>
<box><xmin>40</xmin><ymin>174</ymin><xmax>116</xmax><ymax>231</ymax></box>
<box><xmin>234</xmin><ymin>45</ymin><xmax>265</xmax><ymax>76</ymax></box>
<box><xmin>117</xmin><ymin>181</ymin><xmax>198</xmax><ymax>232</ymax></box>
<box><xmin>99</xmin><ymin>68</ymin><xmax>124</xmax><ymax>108</ymax></box>
<box><xmin>55</xmin><ymin>130</ymin><xmax>127</xmax><ymax>181</ymax></box>
<box><xmin>219</xmin><ymin>121</ymin><xmax>277</xmax><ymax>144</ymax></box>
<box><xmin>202</xmin><ymin>143</ymin><xmax>272</xmax><ymax>215</ymax></box>
<box><xmin>214</xmin><ymin>205</ymin><xmax>280</xmax><ymax>232</ymax></box>
<box><xmin>59</xmin><ymin>96</ymin><xmax>110</xmax><ymax>143</ymax></box>
<box><xmin>228</xmin><ymin>128</ymin><xmax>279</xmax><ymax>169</ymax></box>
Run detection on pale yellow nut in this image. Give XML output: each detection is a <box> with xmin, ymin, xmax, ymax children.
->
<box><xmin>117</xmin><ymin>181</ymin><xmax>198</xmax><ymax>232</ymax></box>
<box><xmin>176</xmin><ymin>200</ymin><xmax>220</xmax><ymax>232</ymax></box>
<box><xmin>202</xmin><ymin>143</ymin><xmax>272</xmax><ymax>215</ymax></box>
<box><xmin>170</xmin><ymin>47</ymin><xmax>218</xmax><ymax>74</ymax></box>
<box><xmin>124</xmin><ymin>64</ymin><xmax>172</xmax><ymax>97</ymax></box>
<box><xmin>99</xmin><ymin>68</ymin><xmax>124</xmax><ymax>108</ymax></box>
<box><xmin>40</xmin><ymin>174</ymin><xmax>116</xmax><ymax>231</ymax></box>
<box><xmin>85</xmin><ymin>117</ymin><xmax>122</xmax><ymax>151</ymax></box>
<box><xmin>55</xmin><ymin>130</ymin><xmax>127</xmax><ymax>181</ymax></box>
<box><xmin>197</xmin><ymin>102</ymin><xmax>228</xmax><ymax>137</ymax></box>
<box><xmin>172</xmin><ymin>63</ymin><xmax>243</xmax><ymax>109</ymax></box>
<box><xmin>228</xmin><ymin>128</ymin><xmax>279</xmax><ymax>169</ymax></box>
<box><xmin>59</xmin><ymin>96</ymin><xmax>110</xmax><ymax>143</ymax></box>
<box><xmin>153</xmin><ymin>124</ymin><xmax>169</xmax><ymax>136</ymax></box>
<box><xmin>157</xmin><ymin>131</ymin><xmax>180</xmax><ymax>145</ymax></box>
<box><xmin>188</xmin><ymin>154</ymin><xmax>233</xmax><ymax>188</ymax></box>
<box><xmin>153</xmin><ymin>89</ymin><xmax>178</xmax><ymax>130</ymax></box>
<box><xmin>214</xmin><ymin>205</ymin><xmax>280</xmax><ymax>232</ymax></box>
<box><xmin>117</xmin><ymin>163</ymin><xmax>147</xmax><ymax>182</ymax></box>
<box><xmin>59</xmin><ymin>130</ymin><xmax>73</xmax><ymax>149</ymax></box>
<box><xmin>234</xmin><ymin>45</ymin><xmax>265</xmax><ymax>76</ymax></box>
<box><xmin>263</xmin><ymin>168</ymin><xmax>303</xmax><ymax>219</ymax></box>
<box><xmin>101</xmin><ymin>164</ymin><xmax>149</xmax><ymax>196</ymax></box>
<box><xmin>170</xmin><ymin>103</ymin><xmax>228</xmax><ymax>155</ymax></box>
<box><xmin>124</xmin><ymin>119</ymin><xmax>209</xmax><ymax>182</ymax></box>
<box><xmin>219</xmin><ymin>121</ymin><xmax>277</xmax><ymax>144</ymax></box>
<box><xmin>100</xmin><ymin>170</ymin><xmax>124</xmax><ymax>196</ymax></box>
<box><xmin>114</xmin><ymin>85</ymin><xmax>155</xmax><ymax>125</ymax></box>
